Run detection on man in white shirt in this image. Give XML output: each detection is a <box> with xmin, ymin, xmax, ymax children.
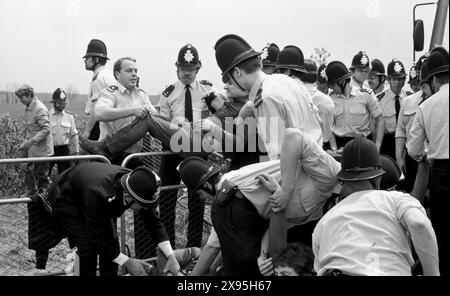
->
<box><xmin>313</xmin><ymin>135</ymin><xmax>439</xmax><ymax>276</ymax></box>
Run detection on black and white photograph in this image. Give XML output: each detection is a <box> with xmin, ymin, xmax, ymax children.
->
<box><xmin>0</xmin><ymin>0</ymin><xmax>448</xmax><ymax>286</ymax></box>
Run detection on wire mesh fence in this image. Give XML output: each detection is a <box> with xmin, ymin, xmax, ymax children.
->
<box><xmin>0</xmin><ymin>134</ymin><xmax>226</xmax><ymax>275</ymax></box>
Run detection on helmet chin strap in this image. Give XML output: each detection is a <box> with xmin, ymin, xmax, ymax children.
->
<box><xmin>337</xmin><ymin>79</ymin><xmax>349</xmax><ymax>94</ymax></box>
<box><xmin>230</xmin><ymin>73</ymin><xmax>246</xmax><ymax>92</ymax></box>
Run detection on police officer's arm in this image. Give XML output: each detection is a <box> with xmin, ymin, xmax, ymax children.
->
<box><xmin>94</xmin><ymin>93</ymin><xmax>148</xmax><ymax>122</ymax></box>
<box><xmin>395</xmin><ymin>104</ymin><xmax>408</xmax><ymax>171</ymax></box>
<box><xmin>157</xmin><ymin>93</ymin><xmax>171</xmax><ymax>121</ymax></box>
<box><xmin>138</xmin><ymin>208</ymin><xmax>181</xmax><ymax>275</ymax></box>
<box><xmin>366</xmin><ymin>95</ymin><xmax>384</xmax><ymax>151</ymax></box>
<box><xmin>406</xmin><ymin>109</ymin><xmax>426</xmax><ymax>162</ymax></box>
<box><xmin>69</xmin><ymin>114</ymin><xmax>80</xmax><ymax>154</ymax></box>
<box><xmin>401</xmin><ymin>201</ymin><xmax>439</xmax><ymax>276</ymax></box>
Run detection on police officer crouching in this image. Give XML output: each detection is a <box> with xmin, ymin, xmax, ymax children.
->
<box><xmin>48</xmin><ymin>88</ymin><xmax>80</xmax><ymax>176</ymax></box>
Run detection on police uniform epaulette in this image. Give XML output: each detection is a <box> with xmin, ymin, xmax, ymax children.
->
<box><xmin>254</xmin><ymin>88</ymin><xmax>263</xmax><ymax>108</ymax></box>
<box><xmin>138</xmin><ymin>88</ymin><xmax>147</xmax><ymax>94</ymax></box>
<box><xmin>162</xmin><ymin>84</ymin><xmax>175</xmax><ymax>97</ymax></box>
<box><xmin>199</xmin><ymin>80</ymin><xmax>213</xmax><ymax>86</ymax></box>
<box><xmin>106</xmin><ymin>85</ymin><xmax>118</xmax><ymax>93</ymax></box>
<box><xmin>405</xmin><ymin>91</ymin><xmax>413</xmax><ymax>96</ymax></box>
<box><xmin>65</xmin><ymin>110</ymin><xmax>73</xmax><ymax>115</ymax></box>
<box><xmin>92</xmin><ymin>72</ymin><xmax>99</xmax><ymax>81</ymax></box>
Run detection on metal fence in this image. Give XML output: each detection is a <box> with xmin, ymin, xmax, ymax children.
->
<box><xmin>0</xmin><ymin>135</ymin><xmax>226</xmax><ymax>275</ymax></box>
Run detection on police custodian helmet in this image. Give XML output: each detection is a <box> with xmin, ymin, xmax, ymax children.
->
<box><xmin>425</xmin><ymin>46</ymin><xmax>449</xmax><ymax>80</ymax></box>
<box><xmin>83</xmin><ymin>39</ymin><xmax>109</xmax><ymax>60</ymax></box>
<box><xmin>121</xmin><ymin>166</ymin><xmax>161</xmax><ymax>207</ymax></box>
<box><xmin>325</xmin><ymin>61</ymin><xmax>353</xmax><ymax>85</ymax></box>
<box><xmin>387</xmin><ymin>59</ymin><xmax>407</xmax><ymax>78</ymax></box>
<box><xmin>214</xmin><ymin>34</ymin><xmax>261</xmax><ymax>83</ymax></box>
<box><xmin>274</xmin><ymin>45</ymin><xmax>308</xmax><ymax>73</ymax></box>
<box><xmin>261</xmin><ymin>43</ymin><xmax>280</xmax><ymax>67</ymax></box>
<box><xmin>350</xmin><ymin>51</ymin><xmax>371</xmax><ymax>70</ymax></box>
<box><xmin>369</xmin><ymin>59</ymin><xmax>386</xmax><ymax>77</ymax></box>
<box><xmin>178</xmin><ymin>157</ymin><xmax>221</xmax><ymax>194</ymax></box>
<box><xmin>51</xmin><ymin>88</ymin><xmax>67</xmax><ymax>103</ymax></box>
<box><xmin>175</xmin><ymin>43</ymin><xmax>202</xmax><ymax>70</ymax></box>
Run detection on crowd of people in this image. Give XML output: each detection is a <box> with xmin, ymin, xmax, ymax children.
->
<box><xmin>11</xmin><ymin>34</ymin><xmax>448</xmax><ymax>276</ymax></box>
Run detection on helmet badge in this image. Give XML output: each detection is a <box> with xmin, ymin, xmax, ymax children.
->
<box><xmin>184</xmin><ymin>49</ymin><xmax>194</xmax><ymax>63</ymax></box>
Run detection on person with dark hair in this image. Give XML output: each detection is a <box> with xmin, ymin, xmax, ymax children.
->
<box><xmin>408</xmin><ymin>46</ymin><xmax>449</xmax><ymax>275</ymax></box>
<box><xmin>47</xmin><ymin>163</ymin><xmax>181</xmax><ymax>276</ymax></box>
<box><xmin>82</xmin><ymin>39</ymin><xmax>116</xmax><ymax>140</ymax></box>
<box><xmin>313</xmin><ymin>136</ymin><xmax>439</xmax><ymax>276</ymax></box>
<box><xmin>15</xmin><ymin>84</ymin><xmax>56</xmax><ymax>274</ymax></box>
<box><xmin>325</xmin><ymin>61</ymin><xmax>384</xmax><ymax>151</ymax></box>
<box><xmin>265</xmin><ymin>242</ymin><xmax>315</xmax><ymax>276</ymax></box>
<box><xmin>48</xmin><ymin>88</ymin><xmax>80</xmax><ymax>175</ymax></box>
<box><xmin>260</xmin><ymin>43</ymin><xmax>280</xmax><ymax>75</ymax></box>
<box><xmin>212</xmin><ymin>34</ymin><xmax>323</xmax><ymax>160</ymax></box>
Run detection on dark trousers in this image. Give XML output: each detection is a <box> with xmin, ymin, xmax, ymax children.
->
<box><xmin>335</xmin><ymin>136</ymin><xmax>354</xmax><ymax>149</ymax></box>
<box><xmin>429</xmin><ymin>159</ymin><xmax>449</xmax><ymax>275</ymax></box>
<box><xmin>397</xmin><ymin>152</ymin><xmax>418</xmax><ymax>193</ymax></box>
<box><xmin>79</xmin><ymin>251</ymin><xmax>118</xmax><ymax>276</ymax></box>
<box><xmin>287</xmin><ymin>219</ymin><xmax>320</xmax><ymax>247</ymax></box>
<box><xmin>159</xmin><ymin>148</ymin><xmax>205</xmax><ymax>249</ymax></box>
<box><xmin>380</xmin><ymin>133</ymin><xmax>396</xmax><ymax>160</ymax></box>
<box><xmin>211</xmin><ymin>196</ymin><xmax>269</xmax><ymax>276</ymax></box>
<box><xmin>88</xmin><ymin>121</ymin><xmax>100</xmax><ymax>141</ymax></box>
<box><xmin>49</xmin><ymin>145</ymin><xmax>71</xmax><ymax>175</ymax></box>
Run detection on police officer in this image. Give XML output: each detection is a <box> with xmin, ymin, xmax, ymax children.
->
<box><xmin>156</xmin><ymin>43</ymin><xmax>213</xmax><ymax>249</ymax></box>
<box><xmin>349</xmin><ymin>51</ymin><xmax>372</xmax><ymax>92</ymax></box>
<box><xmin>48</xmin><ymin>88</ymin><xmax>80</xmax><ymax>176</ymax></box>
<box><xmin>82</xmin><ymin>39</ymin><xmax>116</xmax><ymax>140</ymax></box>
<box><xmin>317</xmin><ymin>63</ymin><xmax>329</xmax><ymax>95</ymax></box>
<box><xmin>395</xmin><ymin>55</ymin><xmax>429</xmax><ymax>193</ymax></box>
<box><xmin>325</xmin><ymin>61</ymin><xmax>384</xmax><ymax>151</ymax></box>
<box><xmin>367</xmin><ymin>58</ymin><xmax>387</xmax><ymax>99</ymax></box>
<box><xmin>260</xmin><ymin>43</ymin><xmax>280</xmax><ymax>74</ymax></box>
<box><xmin>213</xmin><ymin>35</ymin><xmax>323</xmax><ymax>160</ymax></box>
<box><xmin>378</xmin><ymin>59</ymin><xmax>408</xmax><ymax>159</ymax></box>
<box><xmin>302</xmin><ymin>59</ymin><xmax>335</xmax><ymax>151</ymax></box>
<box><xmin>408</xmin><ymin>46</ymin><xmax>449</xmax><ymax>275</ymax></box>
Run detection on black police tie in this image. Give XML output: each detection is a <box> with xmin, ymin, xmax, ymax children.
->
<box><xmin>394</xmin><ymin>95</ymin><xmax>400</xmax><ymax>121</ymax></box>
<box><xmin>185</xmin><ymin>84</ymin><xmax>193</xmax><ymax>122</ymax></box>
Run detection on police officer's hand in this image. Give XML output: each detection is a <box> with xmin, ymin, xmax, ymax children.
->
<box><xmin>257</xmin><ymin>250</ymin><xmax>274</xmax><ymax>276</ymax></box>
<box><xmin>257</xmin><ymin>173</ymin><xmax>280</xmax><ymax>193</ymax></box>
<box><xmin>397</xmin><ymin>158</ymin><xmax>407</xmax><ymax>174</ymax></box>
<box><xmin>122</xmin><ymin>258</ymin><xmax>152</xmax><ymax>276</ymax></box>
<box><xmin>133</xmin><ymin>106</ymin><xmax>149</xmax><ymax>119</ymax></box>
<box><xmin>270</xmin><ymin>186</ymin><xmax>294</xmax><ymax>213</ymax></box>
<box><xmin>163</xmin><ymin>254</ymin><xmax>183</xmax><ymax>276</ymax></box>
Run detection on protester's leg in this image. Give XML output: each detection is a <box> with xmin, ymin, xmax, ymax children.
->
<box><xmin>211</xmin><ymin>197</ymin><xmax>269</xmax><ymax>276</ymax></box>
<box><xmin>429</xmin><ymin>161</ymin><xmax>449</xmax><ymax>276</ymax></box>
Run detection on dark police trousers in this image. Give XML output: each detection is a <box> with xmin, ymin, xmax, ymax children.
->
<box><xmin>49</xmin><ymin>145</ymin><xmax>72</xmax><ymax>176</ymax></box>
<box><xmin>211</xmin><ymin>192</ymin><xmax>269</xmax><ymax>276</ymax></box>
<box><xmin>429</xmin><ymin>159</ymin><xmax>449</xmax><ymax>275</ymax></box>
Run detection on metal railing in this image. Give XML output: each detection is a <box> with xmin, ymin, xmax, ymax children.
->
<box><xmin>0</xmin><ymin>155</ymin><xmax>110</xmax><ymax>276</ymax></box>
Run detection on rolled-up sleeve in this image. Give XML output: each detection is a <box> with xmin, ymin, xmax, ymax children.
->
<box><xmin>407</xmin><ymin>108</ymin><xmax>426</xmax><ymax>161</ymax></box>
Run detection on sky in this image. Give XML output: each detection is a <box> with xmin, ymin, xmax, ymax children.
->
<box><xmin>0</xmin><ymin>0</ymin><xmax>448</xmax><ymax>96</ymax></box>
